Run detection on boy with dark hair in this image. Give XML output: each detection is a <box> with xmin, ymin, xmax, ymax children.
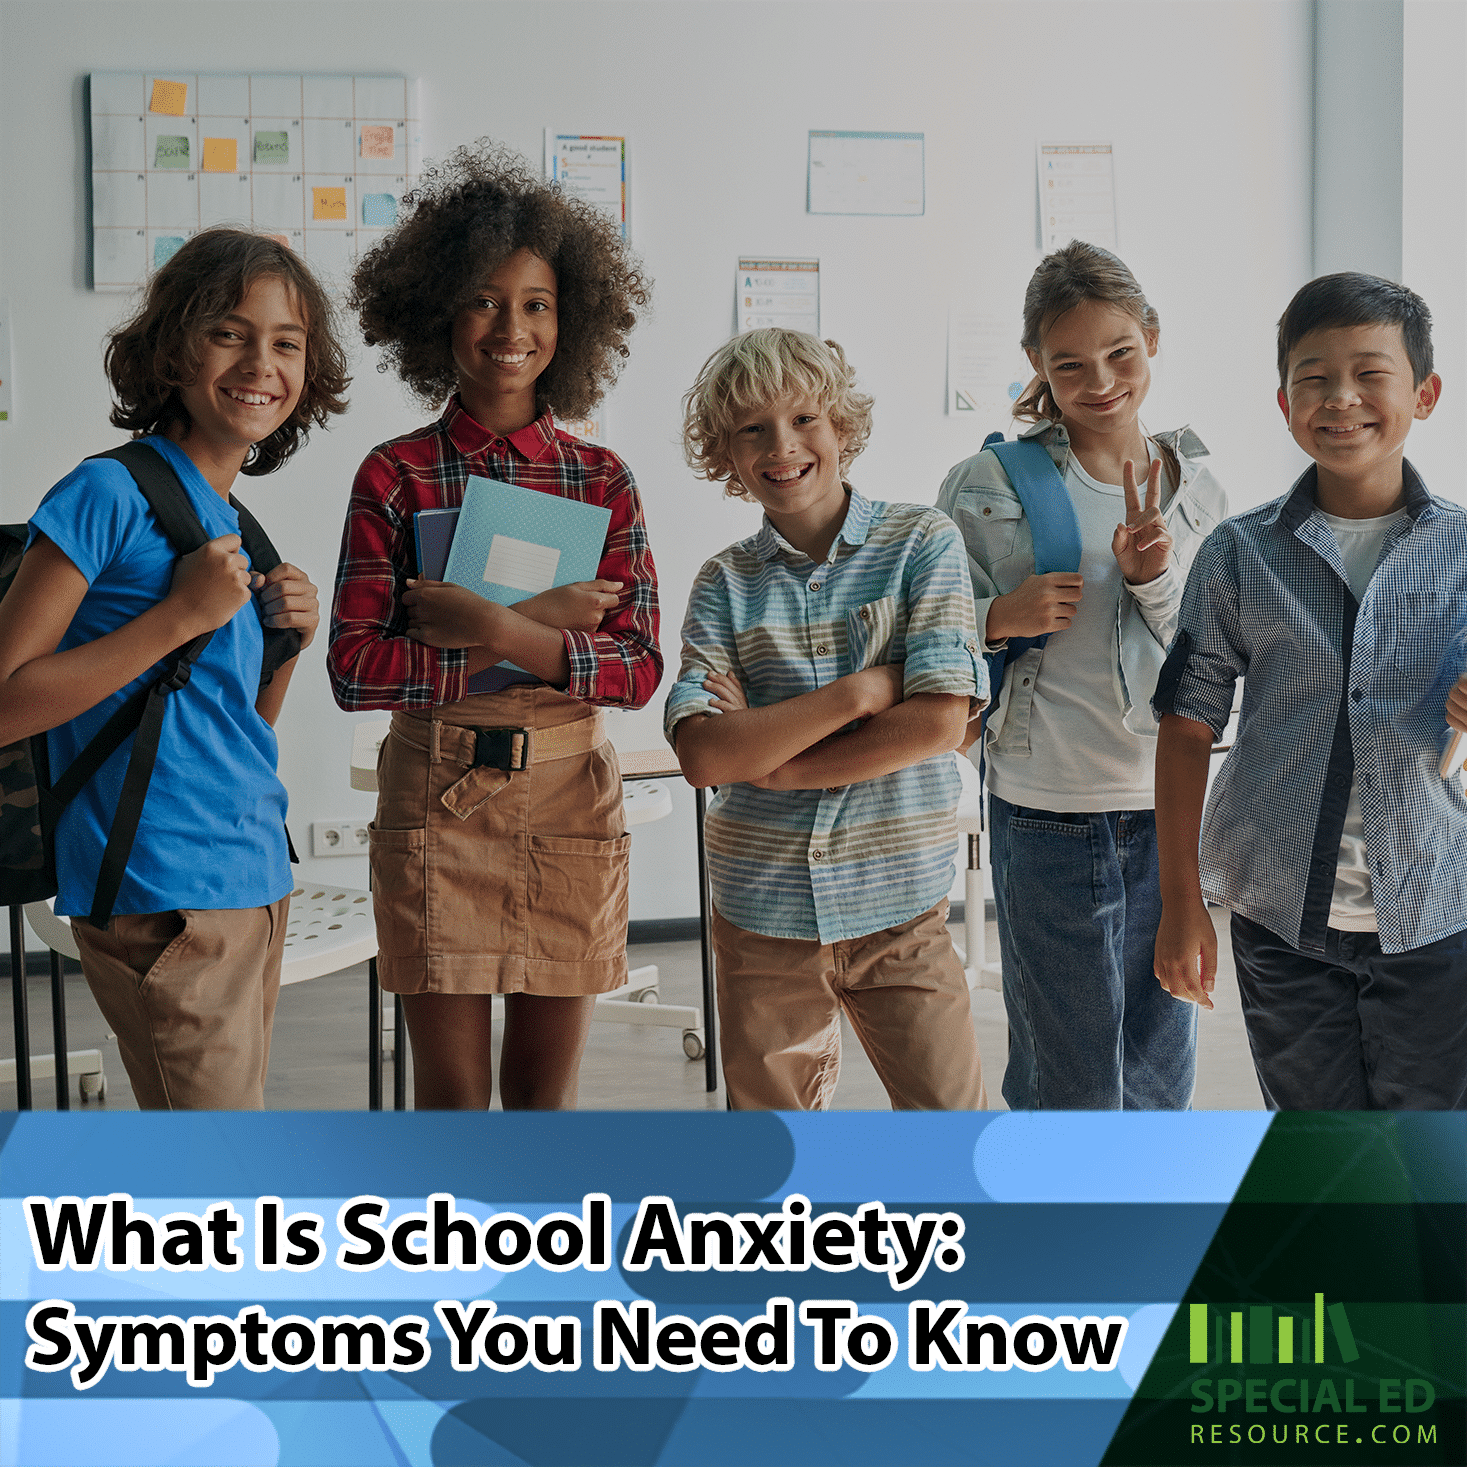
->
<box><xmin>1153</xmin><ymin>271</ymin><xmax>1467</xmax><ymax>1110</ymax></box>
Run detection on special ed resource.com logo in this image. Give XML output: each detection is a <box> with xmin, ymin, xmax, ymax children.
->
<box><xmin>1185</xmin><ymin>1293</ymin><xmax>1438</xmax><ymax>1453</ymax></box>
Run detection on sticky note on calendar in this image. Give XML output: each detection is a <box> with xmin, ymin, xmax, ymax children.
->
<box><xmin>361</xmin><ymin>192</ymin><xmax>397</xmax><ymax>227</ymax></box>
<box><xmin>311</xmin><ymin>187</ymin><xmax>347</xmax><ymax>221</ymax></box>
<box><xmin>153</xmin><ymin>237</ymin><xmax>185</xmax><ymax>269</ymax></box>
<box><xmin>149</xmin><ymin>79</ymin><xmax>187</xmax><ymax>115</ymax></box>
<box><xmin>254</xmin><ymin>130</ymin><xmax>289</xmax><ymax>165</ymax></box>
<box><xmin>202</xmin><ymin>137</ymin><xmax>237</xmax><ymax>172</ymax></box>
<box><xmin>360</xmin><ymin>125</ymin><xmax>394</xmax><ymax>160</ymax></box>
<box><xmin>153</xmin><ymin>135</ymin><xmax>189</xmax><ymax>169</ymax></box>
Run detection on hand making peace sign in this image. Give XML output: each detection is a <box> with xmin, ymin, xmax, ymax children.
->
<box><xmin>1111</xmin><ymin>455</ymin><xmax>1172</xmax><ymax>586</ymax></box>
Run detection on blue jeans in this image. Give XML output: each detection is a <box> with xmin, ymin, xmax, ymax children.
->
<box><xmin>989</xmin><ymin>795</ymin><xmax>1196</xmax><ymax>1110</ymax></box>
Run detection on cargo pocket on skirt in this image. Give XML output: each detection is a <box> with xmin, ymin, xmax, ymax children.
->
<box><xmin>368</xmin><ymin>825</ymin><xmax>428</xmax><ymax>961</ymax></box>
<box><xmin>527</xmin><ymin>833</ymin><xmax>631</xmax><ymax>966</ymax></box>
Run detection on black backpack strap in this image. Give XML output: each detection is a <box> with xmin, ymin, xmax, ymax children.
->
<box><xmin>97</xmin><ymin>441</ymin><xmax>211</xmax><ymax>554</ymax></box>
<box><xmin>67</xmin><ymin>443</ymin><xmax>216</xmax><ymax>926</ymax></box>
<box><xmin>231</xmin><ymin>495</ymin><xmax>302</xmax><ymax>682</ymax></box>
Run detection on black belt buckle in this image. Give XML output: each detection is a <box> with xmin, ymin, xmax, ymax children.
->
<box><xmin>472</xmin><ymin>726</ymin><xmax>530</xmax><ymax>772</ymax></box>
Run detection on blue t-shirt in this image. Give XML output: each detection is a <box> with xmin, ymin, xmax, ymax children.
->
<box><xmin>28</xmin><ymin>436</ymin><xmax>291</xmax><ymax>916</ymax></box>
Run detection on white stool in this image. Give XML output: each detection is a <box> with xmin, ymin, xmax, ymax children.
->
<box><xmin>952</xmin><ymin>801</ymin><xmax>1002</xmax><ymax>992</ymax></box>
<box><xmin>348</xmin><ymin>720</ymin><xmax>707</xmax><ymax>1063</ymax></box>
<box><xmin>14</xmin><ymin>887</ymin><xmax>377</xmax><ymax>1103</ymax></box>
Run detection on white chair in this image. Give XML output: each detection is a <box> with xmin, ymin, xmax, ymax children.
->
<box><xmin>952</xmin><ymin>800</ymin><xmax>1002</xmax><ymax>992</ymax></box>
<box><xmin>14</xmin><ymin>887</ymin><xmax>377</xmax><ymax>1104</ymax></box>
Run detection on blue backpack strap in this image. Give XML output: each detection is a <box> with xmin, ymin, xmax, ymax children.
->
<box><xmin>972</xmin><ymin>434</ymin><xmax>1083</xmax><ymax>824</ymax></box>
<box><xmin>986</xmin><ymin>437</ymin><xmax>1082</xmax><ymax>576</ymax></box>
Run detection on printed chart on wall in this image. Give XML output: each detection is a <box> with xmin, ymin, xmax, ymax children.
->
<box><xmin>947</xmin><ymin>310</ymin><xmax>1031</xmax><ymax>420</ymax></box>
<box><xmin>736</xmin><ymin>258</ymin><xmax>820</xmax><ymax>336</ymax></box>
<box><xmin>808</xmin><ymin>131</ymin><xmax>924</xmax><ymax>216</ymax></box>
<box><xmin>88</xmin><ymin>73</ymin><xmax>421</xmax><ymax>293</ymax></box>
<box><xmin>546</xmin><ymin>132</ymin><xmax>628</xmax><ymax>239</ymax></box>
<box><xmin>1038</xmin><ymin>142</ymin><xmax>1118</xmax><ymax>252</ymax></box>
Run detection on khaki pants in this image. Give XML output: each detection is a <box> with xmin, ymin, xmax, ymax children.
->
<box><xmin>71</xmin><ymin>898</ymin><xmax>289</xmax><ymax>1110</ymax></box>
<box><xmin>712</xmin><ymin>901</ymin><xmax>985</xmax><ymax>1111</ymax></box>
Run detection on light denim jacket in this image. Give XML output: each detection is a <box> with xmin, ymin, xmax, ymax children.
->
<box><xmin>936</xmin><ymin>418</ymin><xmax>1227</xmax><ymax>751</ymax></box>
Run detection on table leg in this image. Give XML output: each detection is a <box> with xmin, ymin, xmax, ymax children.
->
<box><xmin>50</xmin><ymin>948</ymin><xmax>69</xmax><ymax>1110</ymax></box>
<box><xmin>9</xmin><ymin>906</ymin><xmax>31</xmax><ymax>1111</ymax></box>
<box><xmin>694</xmin><ymin>788</ymin><xmax>718</xmax><ymax>1094</ymax></box>
<box><xmin>393</xmin><ymin>994</ymin><xmax>406</xmax><ymax>1110</ymax></box>
<box><xmin>368</xmin><ymin>955</ymin><xmax>382</xmax><ymax>1111</ymax></box>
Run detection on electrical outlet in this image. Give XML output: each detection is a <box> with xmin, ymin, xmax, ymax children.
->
<box><xmin>311</xmin><ymin>820</ymin><xmax>370</xmax><ymax>857</ymax></box>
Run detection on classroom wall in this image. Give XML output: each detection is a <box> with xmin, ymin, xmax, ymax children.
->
<box><xmin>0</xmin><ymin>0</ymin><xmax>1328</xmax><ymax>920</ymax></box>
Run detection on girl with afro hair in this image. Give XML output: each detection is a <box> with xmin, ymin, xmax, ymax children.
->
<box><xmin>328</xmin><ymin>140</ymin><xmax>659</xmax><ymax>1111</ymax></box>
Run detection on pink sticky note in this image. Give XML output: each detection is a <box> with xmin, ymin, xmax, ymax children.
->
<box><xmin>360</xmin><ymin>125</ymin><xmax>394</xmax><ymax>161</ymax></box>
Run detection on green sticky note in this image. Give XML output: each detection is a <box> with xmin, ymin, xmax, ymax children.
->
<box><xmin>253</xmin><ymin>130</ymin><xmax>289</xmax><ymax>165</ymax></box>
<box><xmin>154</xmin><ymin>135</ymin><xmax>189</xmax><ymax>169</ymax></box>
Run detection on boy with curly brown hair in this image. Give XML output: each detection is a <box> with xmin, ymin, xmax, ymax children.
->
<box><xmin>328</xmin><ymin>140</ymin><xmax>660</xmax><ymax>1112</ymax></box>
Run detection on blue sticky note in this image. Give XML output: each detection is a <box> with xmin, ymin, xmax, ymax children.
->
<box><xmin>153</xmin><ymin>236</ymin><xmax>185</xmax><ymax>269</ymax></box>
<box><xmin>361</xmin><ymin>192</ymin><xmax>397</xmax><ymax>227</ymax></box>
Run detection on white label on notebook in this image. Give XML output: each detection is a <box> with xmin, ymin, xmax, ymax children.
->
<box><xmin>483</xmin><ymin>534</ymin><xmax>561</xmax><ymax>594</ymax></box>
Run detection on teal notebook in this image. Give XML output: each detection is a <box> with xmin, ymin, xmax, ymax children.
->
<box><xmin>438</xmin><ymin>475</ymin><xmax>612</xmax><ymax>675</ymax></box>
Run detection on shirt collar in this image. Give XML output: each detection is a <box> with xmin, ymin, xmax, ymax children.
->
<box><xmin>1278</xmin><ymin>459</ymin><xmax>1433</xmax><ymax>532</ymax></box>
<box><xmin>442</xmin><ymin>394</ymin><xmax>559</xmax><ymax>463</ymax></box>
<box><xmin>754</xmin><ymin>486</ymin><xmax>871</xmax><ymax>563</ymax></box>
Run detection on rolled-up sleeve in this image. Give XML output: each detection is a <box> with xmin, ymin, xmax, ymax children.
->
<box><xmin>1152</xmin><ymin>528</ymin><xmax>1245</xmax><ymax>736</ymax></box>
<box><xmin>562</xmin><ymin>462</ymin><xmax>662</xmax><ymax>709</ymax></box>
<box><xmin>663</xmin><ymin>564</ymin><xmax>741</xmax><ymax>747</ymax></box>
<box><xmin>900</xmin><ymin>515</ymin><xmax>988</xmax><ymax>704</ymax></box>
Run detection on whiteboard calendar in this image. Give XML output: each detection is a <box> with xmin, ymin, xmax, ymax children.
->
<box><xmin>88</xmin><ymin>72</ymin><xmax>421</xmax><ymax>293</ymax></box>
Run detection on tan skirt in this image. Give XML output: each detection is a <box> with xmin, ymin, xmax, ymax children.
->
<box><xmin>369</xmin><ymin>684</ymin><xmax>630</xmax><ymax>996</ymax></box>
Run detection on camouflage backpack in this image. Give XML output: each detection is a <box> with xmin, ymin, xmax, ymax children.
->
<box><xmin>0</xmin><ymin>441</ymin><xmax>299</xmax><ymax>926</ymax></box>
<box><xmin>0</xmin><ymin>523</ymin><xmax>54</xmax><ymax>905</ymax></box>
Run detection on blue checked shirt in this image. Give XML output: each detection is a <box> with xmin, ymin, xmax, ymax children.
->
<box><xmin>665</xmin><ymin>491</ymin><xmax>987</xmax><ymax>943</ymax></box>
<box><xmin>1154</xmin><ymin>462</ymin><xmax>1467</xmax><ymax>955</ymax></box>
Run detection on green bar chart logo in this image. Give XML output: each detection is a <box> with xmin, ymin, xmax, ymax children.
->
<box><xmin>1189</xmin><ymin>1293</ymin><xmax>1359</xmax><ymax>1366</ymax></box>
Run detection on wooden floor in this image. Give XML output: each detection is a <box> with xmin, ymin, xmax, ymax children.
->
<box><xmin>2</xmin><ymin>909</ymin><xmax>1262</xmax><ymax>1112</ymax></box>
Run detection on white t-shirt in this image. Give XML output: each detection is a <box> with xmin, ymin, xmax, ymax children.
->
<box><xmin>987</xmin><ymin>443</ymin><xmax>1174</xmax><ymax>813</ymax></box>
<box><xmin>1321</xmin><ymin>507</ymin><xmax>1409</xmax><ymax>931</ymax></box>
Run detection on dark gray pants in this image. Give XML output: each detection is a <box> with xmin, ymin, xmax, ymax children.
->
<box><xmin>1230</xmin><ymin>913</ymin><xmax>1467</xmax><ymax>1109</ymax></box>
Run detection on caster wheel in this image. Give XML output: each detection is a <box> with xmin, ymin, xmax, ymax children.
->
<box><xmin>636</xmin><ymin>988</ymin><xmax>660</xmax><ymax>1004</ymax></box>
<box><xmin>682</xmin><ymin>1031</ymin><xmax>705</xmax><ymax>1060</ymax></box>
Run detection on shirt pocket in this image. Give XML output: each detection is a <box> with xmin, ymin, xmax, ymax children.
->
<box><xmin>1393</xmin><ymin>591</ymin><xmax>1467</xmax><ymax>675</ymax></box>
<box><xmin>846</xmin><ymin>596</ymin><xmax>898</xmax><ymax>671</ymax></box>
<box><xmin>1165</xmin><ymin>481</ymin><xmax>1219</xmax><ymax>572</ymax></box>
<box><xmin>958</xmin><ymin>491</ymin><xmax>1025</xmax><ymax>566</ymax></box>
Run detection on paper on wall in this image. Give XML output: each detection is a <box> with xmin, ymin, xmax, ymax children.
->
<box><xmin>545</xmin><ymin>131</ymin><xmax>628</xmax><ymax>238</ymax></box>
<box><xmin>808</xmin><ymin>130</ymin><xmax>924</xmax><ymax>216</ymax></box>
<box><xmin>1037</xmin><ymin>141</ymin><xmax>1118</xmax><ymax>251</ymax></box>
<box><xmin>735</xmin><ymin>258</ymin><xmax>820</xmax><ymax>337</ymax></box>
<box><xmin>0</xmin><ymin>299</ymin><xmax>12</xmax><ymax>422</ymax></box>
<box><xmin>946</xmin><ymin>310</ymin><xmax>1031</xmax><ymax>421</ymax></box>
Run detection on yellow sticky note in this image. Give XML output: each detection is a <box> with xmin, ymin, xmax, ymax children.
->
<box><xmin>149</xmin><ymin>79</ymin><xmax>188</xmax><ymax>116</ymax></box>
<box><xmin>202</xmin><ymin>137</ymin><xmax>237</xmax><ymax>173</ymax></box>
<box><xmin>360</xmin><ymin>125</ymin><xmax>394</xmax><ymax>161</ymax></box>
<box><xmin>311</xmin><ymin>186</ymin><xmax>347</xmax><ymax>221</ymax></box>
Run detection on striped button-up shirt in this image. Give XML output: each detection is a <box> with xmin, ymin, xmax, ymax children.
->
<box><xmin>1155</xmin><ymin>461</ymin><xmax>1467</xmax><ymax>954</ymax></box>
<box><xmin>665</xmin><ymin>491</ymin><xmax>986</xmax><ymax>943</ymax></box>
<box><xmin>329</xmin><ymin>398</ymin><xmax>661</xmax><ymax>711</ymax></box>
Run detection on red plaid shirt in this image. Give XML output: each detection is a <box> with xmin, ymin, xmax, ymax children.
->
<box><xmin>328</xmin><ymin>398</ymin><xmax>661</xmax><ymax>710</ymax></box>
